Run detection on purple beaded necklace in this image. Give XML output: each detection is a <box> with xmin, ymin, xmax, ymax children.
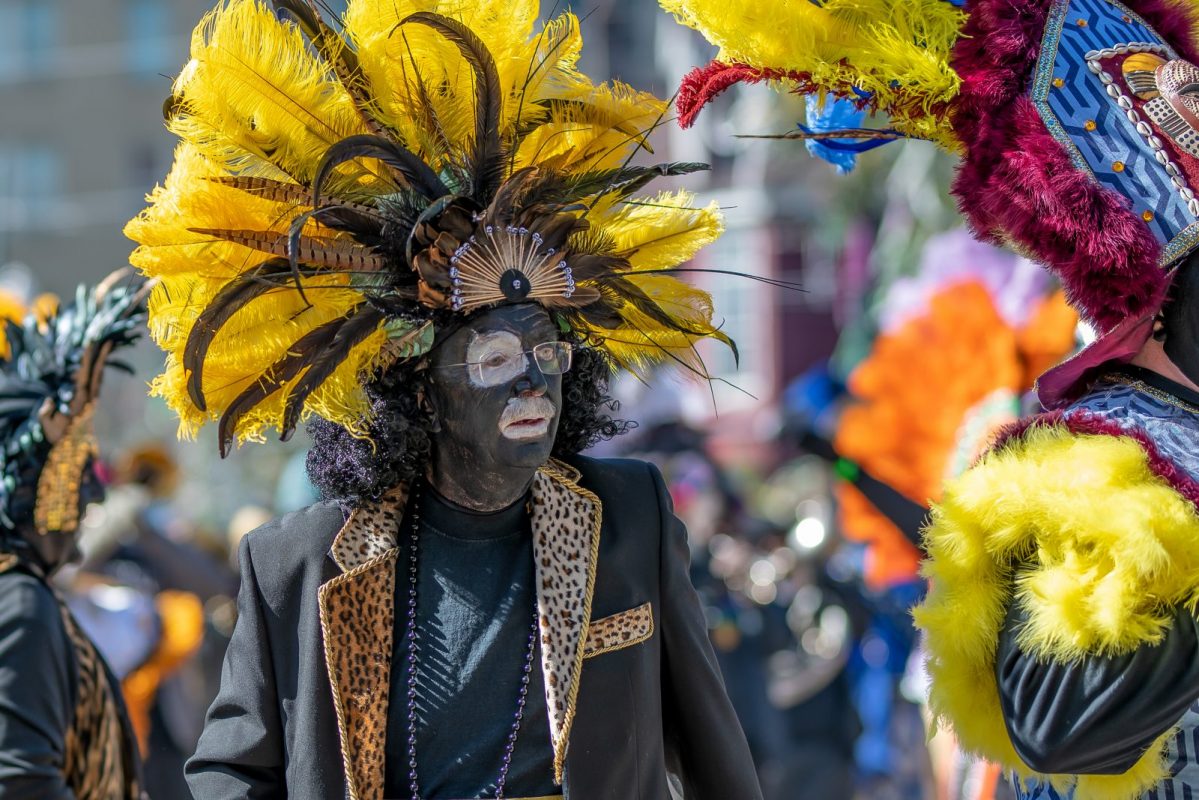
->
<box><xmin>403</xmin><ymin>494</ymin><xmax>541</xmax><ymax>800</ymax></box>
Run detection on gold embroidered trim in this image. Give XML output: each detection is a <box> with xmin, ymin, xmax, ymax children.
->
<box><xmin>545</xmin><ymin>457</ymin><xmax>582</xmax><ymax>483</ymax></box>
<box><xmin>1109</xmin><ymin>373</ymin><xmax>1199</xmax><ymax>415</ymax></box>
<box><xmin>34</xmin><ymin>402</ymin><xmax>97</xmax><ymax>535</ymax></box>
<box><xmin>583</xmin><ymin>602</ymin><xmax>654</xmax><ymax>659</ymax></box>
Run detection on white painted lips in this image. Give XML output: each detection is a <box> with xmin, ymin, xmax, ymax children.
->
<box><xmin>499</xmin><ymin>396</ymin><xmax>556</xmax><ymax>441</ymax></box>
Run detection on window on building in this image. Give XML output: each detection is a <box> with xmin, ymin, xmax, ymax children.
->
<box><xmin>0</xmin><ymin>145</ymin><xmax>64</xmax><ymax>227</ymax></box>
<box><xmin>699</xmin><ymin>224</ymin><xmax>770</xmax><ymax>387</ymax></box>
<box><xmin>0</xmin><ymin>1</ymin><xmax>58</xmax><ymax>80</ymax></box>
<box><xmin>126</xmin><ymin>0</ymin><xmax>171</xmax><ymax>77</ymax></box>
<box><xmin>129</xmin><ymin>142</ymin><xmax>164</xmax><ymax>191</ymax></box>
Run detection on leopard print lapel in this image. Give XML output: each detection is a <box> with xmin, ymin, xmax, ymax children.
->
<box><xmin>529</xmin><ymin>461</ymin><xmax>602</xmax><ymax>786</ymax></box>
<box><xmin>319</xmin><ymin>463</ymin><xmax>601</xmax><ymax>799</ymax></box>
<box><xmin>319</xmin><ymin>485</ymin><xmax>406</xmax><ymax>800</ymax></box>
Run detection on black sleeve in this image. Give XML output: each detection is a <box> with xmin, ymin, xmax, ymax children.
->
<box><xmin>996</xmin><ymin>599</ymin><xmax>1199</xmax><ymax>774</ymax></box>
<box><xmin>798</xmin><ymin>430</ymin><xmax>927</xmax><ymax>549</ymax></box>
<box><xmin>652</xmin><ymin>464</ymin><xmax>764</xmax><ymax>800</ymax></box>
<box><xmin>0</xmin><ymin>572</ymin><xmax>76</xmax><ymax>800</ymax></box>
<box><xmin>128</xmin><ymin>520</ymin><xmax>238</xmax><ymax>602</ymax></box>
<box><xmin>847</xmin><ymin>469</ymin><xmax>928</xmax><ymax>549</ymax></box>
<box><xmin>185</xmin><ymin>535</ymin><xmax>285</xmax><ymax>798</ymax></box>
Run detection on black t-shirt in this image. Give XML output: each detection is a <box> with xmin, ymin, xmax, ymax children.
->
<box><xmin>383</xmin><ymin>485</ymin><xmax>557</xmax><ymax>799</ymax></box>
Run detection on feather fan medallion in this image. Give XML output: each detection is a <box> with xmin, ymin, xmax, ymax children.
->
<box><xmin>127</xmin><ymin>0</ymin><xmax>732</xmax><ymax>453</ymax></box>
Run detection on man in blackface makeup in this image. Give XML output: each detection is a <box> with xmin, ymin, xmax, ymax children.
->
<box><xmin>185</xmin><ymin>301</ymin><xmax>762</xmax><ymax>800</ymax></box>
<box><xmin>126</xmin><ymin>1</ymin><xmax>763</xmax><ymax>798</ymax></box>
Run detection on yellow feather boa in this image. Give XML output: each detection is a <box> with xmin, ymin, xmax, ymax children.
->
<box><xmin>914</xmin><ymin>422</ymin><xmax>1199</xmax><ymax>799</ymax></box>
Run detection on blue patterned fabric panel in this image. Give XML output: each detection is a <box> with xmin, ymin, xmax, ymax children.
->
<box><xmin>1015</xmin><ymin>377</ymin><xmax>1199</xmax><ymax>799</ymax></box>
<box><xmin>1015</xmin><ymin>703</ymin><xmax>1199</xmax><ymax>799</ymax></box>
<box><xmin>1014</xmin><ymin>775</ymin><xmax>1071</xmax><ymax>800</ymax></box>
<box><xmin>1032</xmin><ymin>0</ymin><xmax>1192</xmax><ymax>246</ymax></box>
<box><xmin>1068</xmin><ymin>375</ymin><xmax>1199</xmax><ymax>474</ymax></box>
<box><xmin>1148</xmin><ymin>704</ymin><xmax>1199</xmax><ymax>800</ymax></box>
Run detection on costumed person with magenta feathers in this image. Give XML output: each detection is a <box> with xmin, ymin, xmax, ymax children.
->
<box><xmin>664</xmin><ymin>0</ymin><xmax>1199</xmax><ymax>797</ymax></box>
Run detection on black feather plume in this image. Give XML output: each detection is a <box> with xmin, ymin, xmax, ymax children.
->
<box><xmin>280</xmin><ymin>305</ymin><xmax>384</xmax><ymax>439</ymax></box>
<box><xmin>216</xmin><ymin>304</ymin><xmax>383</xmax><ymax>454</ymax></box>
<box><xmin>184</xmin><ymin>259</ymin><xmax>300</xmax><ymax>411</ymax></box>
<box><xmin>400</xmin><ymin>12</ymin><xmax>504</xmax><ymax>203</ymax></box>
<box><xmin>313</xmin><ymin>134</ymin><xmax>448</xmax><ymax>204</ymax></box>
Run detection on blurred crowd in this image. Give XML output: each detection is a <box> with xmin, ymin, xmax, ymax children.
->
<box><xmin>51</xmin><ymin>379</ymin><xmax>988</xmax><ymax>800</ymax></box>
<box><xmin>7</xmin><ymin>217</ymin><xmax>1072</xmax><ymax>800</ymax></box>
<box><xmin>606</xmin><ymin>362</ymin><xmax>1027</xmax><ymax>800</ymax></box>
<box><xmin>52</xmin><ymin>444</ymin><xmax>260</xmax><ymax>799</ymax></box>
<box><xmin>608</xmin><ymin>373</ymin><xmax>926</xmax><ymax>800</ymax></box>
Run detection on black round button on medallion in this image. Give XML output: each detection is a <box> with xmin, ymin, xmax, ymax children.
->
<box><xmin>500</xmin><ymin>268</ymin><xmax>532</xmax><ymax>301</ymax></box>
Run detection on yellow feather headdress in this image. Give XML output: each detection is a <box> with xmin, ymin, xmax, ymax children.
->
<box><xmin>660</xmin><ymin>0</ymin><xmax>968</xmax><ymax>149</ymax></box>
<box><xmin>127</xmin><ymin>0</ymin><xmax>735</xmax><ymax>453</ymax></box>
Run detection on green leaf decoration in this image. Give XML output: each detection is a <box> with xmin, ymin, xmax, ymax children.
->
<box><xmin>385</xmin><ymin>320</ymin><xmax>435</xmax><ymax>358</ymax></box>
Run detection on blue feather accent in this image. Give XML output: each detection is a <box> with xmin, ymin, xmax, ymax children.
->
<box><xmin>802</xmin><ymin>94</ymin><xmax>897</xmax><ymax>173</ymax></box>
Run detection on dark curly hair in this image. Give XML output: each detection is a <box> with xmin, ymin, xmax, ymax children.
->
<box><xmin>306</xmin><ymin>336</ymin><xmax>629</xmax><ymax>505</ymax></box>
<box><xmin>1162</xmin><ymin>249</ymin><xmax>1199</xmax><ymax>343</ymax></box>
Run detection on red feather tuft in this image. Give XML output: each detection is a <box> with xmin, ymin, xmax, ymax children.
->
<box><xmin>677</xmin><ymin>61</ymin><xmax>794</xmax><ymax>128</ymax></box>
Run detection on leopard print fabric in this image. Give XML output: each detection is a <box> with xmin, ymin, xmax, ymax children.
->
<box><xmin>319</xmin><ymin>551</ymin><xmax>398</xmax><ymax>800</ymax></box>
<box><xmin>321</xmin><ymin>490</ymin><xmax>405</xmax><ymax>800</ymax></box>
<box><xmin>331</xmin><ymin>488</ymin><xmax>404</xmax><ymax>572</ymax></box>
<box><xmin>529</xmin><ymin>468</ymin><xmax>601</xmax><ymax>784</ymax></box>
<box><xmin>583</xmin><ymin>602</ymin><xmax>654</xmax><ymax>658</ymax></box>
<box><xmin>59</xmin><ymin>599</ymin><xmax>140</xmax><ymax>800</ymax></box>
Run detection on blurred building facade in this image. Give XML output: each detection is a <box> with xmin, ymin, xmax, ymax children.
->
<box><xmin>0</xmin><ymin>0</ymin><xmax>844</xmax><ymax>462</ymax></box>
<box><xmin>0</xmin><ymin>0</ymin><xmax>320</xmax><ymax>533</ymax></box>
<box><xmin>0</xmin><ymin>0</ymin><xmax>210</xmax><ymax>295</ymax></box>
<box><xmin>578</xmin><ymin>0</ymin><xmax>842</xmax><ymax>464</ymax></box>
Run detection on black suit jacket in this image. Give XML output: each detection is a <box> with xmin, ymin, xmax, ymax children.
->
<box><xmin>186</xmin><ymin>456</ymin><xmax>762</xmax><ymax>799</ymax></box>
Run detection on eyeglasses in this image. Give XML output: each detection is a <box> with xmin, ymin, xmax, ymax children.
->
<box><xmin>433</xmin><ymin>340</ymin><xmax>574</xmax><ymax>387</ymax></box>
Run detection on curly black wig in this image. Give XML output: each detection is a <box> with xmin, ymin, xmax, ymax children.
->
<box><xmin>306</xmin><ymin>337</ymin><xmax>629</xmax><ymax>505</ymax></box>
